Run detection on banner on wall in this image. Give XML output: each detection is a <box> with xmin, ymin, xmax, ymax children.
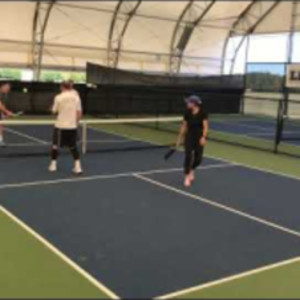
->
<box><xmin>286</xmin><ymin>64</ymin><xmax>300</xmax><ymax>88</ymax></box>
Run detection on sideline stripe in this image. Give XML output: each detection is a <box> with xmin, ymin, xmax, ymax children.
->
<box><xmin>95</xmin><ymin>125</ymin><xmax>300</xmax><ymax>182</ymax></box>
<box><xmin>5</xmin><ymin>127</ymin><xmax>48</xmax><ymax>145</ymax></box>
<box><xmin>134</xmin><ymin>174</ymin><xmax>300</xmax><ymax>238</ymax></box>
<box><xmin>0</xmin><ymin>163</ymin><xmax>233</xmax><ymax>190</ymax></box>
<box><xmin>156</xmin><ymin>256</ymin><xmax>300</xmax><ymax>299</ymax></box>
<box><xmin>0</xmin><ymin>205</ymin><xmax>119</xmax><ymax>299</ymax></box>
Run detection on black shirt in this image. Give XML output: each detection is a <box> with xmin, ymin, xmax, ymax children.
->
<box><xmin>184</xmin><ymin>109</ymin><xmax>208</xmax><ymax>138</ymax></box>
<box><xmin>0</xmin><ymin>93</ymin><xmax>6</xmax><ymax>118</ymax></box>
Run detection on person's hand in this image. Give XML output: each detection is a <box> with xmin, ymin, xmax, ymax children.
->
<box><xmin>6</xmin><ymin>111</ymin><xmax>14</xmax><ymax>117</ymax></box>
<box><xmin>200</xmin><ymin>136</ymin><xmax>207</xmax><ymax>146</ymax></box>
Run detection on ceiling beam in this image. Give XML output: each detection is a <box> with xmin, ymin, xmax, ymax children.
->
<box><xmin>221</xmin><ymin>0</ymin><xmax>280</xmax><ymax>74</ymax></box>
<box><xmin>32</xmin><ymin>1</ymin><xmax>56</xmax><ymax>81</ymax></box>
<box><xmin>169</xmin><ymin>1</ymin><xmax>216</xmax><ymax>74</ymax></box>
<box><xmin>107</xmin><ymin>0</ymin><xmax>141</xmax><ymax>68</ymax></box>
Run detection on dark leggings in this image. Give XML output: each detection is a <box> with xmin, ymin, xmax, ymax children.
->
<box><xmin>51</xmin><ymin>146</ymin><xmax>80</xmax><ymax>161</ymax></box>
<box><xmin>184</xmin><ymin>137</ymin><xmax>204</xmax><ymax>174</ymax></box>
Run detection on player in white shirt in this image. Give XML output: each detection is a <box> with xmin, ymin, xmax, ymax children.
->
<box><xmin>49</xmin><ymin>81</ymin><xmax>83</xmax><ymax>175</ymax></box>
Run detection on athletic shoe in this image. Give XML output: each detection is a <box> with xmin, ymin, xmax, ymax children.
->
<box><xmin>48</xmin><ymin>161</ymin><xmax>57</xmax><ymax>172</ymax></box>
<box><xmin>73</xmin><ymin>161</ymin><xmax>83</xmax><ymax>175</ymax></box>
<box><xmin>0</xmin><ymin>141</ymin><xmax>6</xmax><ymax>147</ymax></box>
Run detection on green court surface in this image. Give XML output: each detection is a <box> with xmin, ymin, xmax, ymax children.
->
<box><xmin>176</xmin><ymin>259</ymin><xmax>300</xmax><ymax>299</ymax></box>
<box><xmin>1</xmin><ymin>124</ymin><xmax>300</xmax><ymax>299</ymax></box>
<box><xmin>0</xmin><ymin>209</ymin><xmax>109</xmax><ymax>299</ymax></box>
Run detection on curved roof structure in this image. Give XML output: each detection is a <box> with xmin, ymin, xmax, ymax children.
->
<box><xmin>0</xmin><ymin>1</ymin><xmax>296</xmax><ymax>78</ymax></box>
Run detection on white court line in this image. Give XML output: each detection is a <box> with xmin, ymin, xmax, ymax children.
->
<box><xmin>134</xmin><ymin>174</ymin><xmax>300</xmax><ymax>238</ymax></box>
<box><xmin>0</xmin><ymin>163</ymin><xmax>233</xmax><ymax>190</ymax></box>
<box><xmin>0</xmin><ymin>205</ymin><xmax>119</xmax><ymax>299</ymax></box>
<box><xmin>4</xmin><ymin>127</ymin><xmax>48</xmax><ymax>145</ymax></box>
<box><xmin>156</xmin><ymin>255</ymin><xmax>300</xmax><ymax>299</ymax></box>
<box><xmin>96</xmin><ymin>125</ymin><xmax>300</xmax><ymax>182</ymax></box>
<box><xmin>1</xmin><ymin>143</ymin><xmax>50</xmax><ymax>147</ymax></box>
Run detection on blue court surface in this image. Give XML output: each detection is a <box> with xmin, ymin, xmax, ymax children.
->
<box><xmin>210</xmin><ymin>115</ymin><xmax>300</xmax><ymax>145</ymax></box>
<box><xmin>1</xmin><ymin>126</ymin><xmax>300</xmax><ymax>298</ymax></box>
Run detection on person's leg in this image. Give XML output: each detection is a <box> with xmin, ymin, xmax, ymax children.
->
<box><xmin>69</xmin><ymin>145</ymin><xmax>82</xmax><ymax>175</ymax></box>
<box><xmin>0</xmin><ymin>124</ymin><xmax>4</xmax><ymax>145</ymax></box>
<box><xmin>184</xmin><ymin>139</ymin><xmax>193</xmax><ymax>186</ymax></box>
<box><xmin>190</xmin><ymin>144</ymin><xmax>204</xmax><ymax>181</ymax></box>
<box><xmin>49</xmin><ymin>146</ymin><xmax>59</xmax><ymax>171</ymax></box>
<box><xmin>68</xmin><ymin>129</ymin><xmax>82</xmax><ymax>175</ymax></box>
<box><xmin>192</xmin><ymin>144</ymin><xmax>204</xmax><ymax>170</ymax></box>
<box><xmin>49</xmin><ymin>128</ymin><xmax>60</xmax><ymax>172</ymax></box>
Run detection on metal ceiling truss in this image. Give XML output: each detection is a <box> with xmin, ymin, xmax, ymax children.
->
<box><xmin>107</xmin><ymin>0</ymin><xmax>141</xmax><ymax>68</ymax></box>
<box><xmin>221</xmin><ymin>0</ymin><xmax>280</xmax><ymax>74</ymax></box>
<box><xmin>32</xmin><ymin>1</ymin><xmax>56</xmax><ymax>81</ymax></box>
<box><xmin>286</xmin><ymin>1</ymin><xmax>300</xmax><ymax>63</ymax></box>
<box><xmin>168</xmin><ymin>0</ymin><xmax>215</xmax><ymax>74</ymax></box>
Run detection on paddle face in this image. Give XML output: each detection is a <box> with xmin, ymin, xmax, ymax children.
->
<box><xmin>164</xmin><ymin>148</ymin><xmax>176</xmax><ymax>160</ymax></box>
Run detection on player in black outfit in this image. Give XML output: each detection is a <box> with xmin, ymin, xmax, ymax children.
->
<box><xmin>0</xmin><ymin>83</ymin><xmax>13</xmax><ymax>147</ymax></box>
<box><xmin>176</xmin><ymin>95</ymin><xmax>209</xmax><ymax>187</ymax></box>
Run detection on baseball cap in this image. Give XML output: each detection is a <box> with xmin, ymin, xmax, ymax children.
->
<box><xmin>184</xmin><ymin>95</ymin><xmax>202</xmax><ymax>105</ymax></box>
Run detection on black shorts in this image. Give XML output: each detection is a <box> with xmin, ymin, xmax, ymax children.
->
<box><xmin>53</xmin><ymin>128</ymin><xmax>77</xmax><ymax>148</ymax></box>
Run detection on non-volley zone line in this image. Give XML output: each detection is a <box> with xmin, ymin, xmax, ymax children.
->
<box><xmin>0</xmin><ymin>163</ymin><xmax>234</xmax><ymax>190</ymax></box>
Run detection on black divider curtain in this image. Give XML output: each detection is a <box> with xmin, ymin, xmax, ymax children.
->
<box><xmin>3</xmin><ymin>71</ymin><xmax>244</xmax><ymax>116</ymax></box>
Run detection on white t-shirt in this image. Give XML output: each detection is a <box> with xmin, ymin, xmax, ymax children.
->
<box><xmin>52</xmin><ymin>91</ymin><xmax>82</xmax><ymax>129</ymax></box>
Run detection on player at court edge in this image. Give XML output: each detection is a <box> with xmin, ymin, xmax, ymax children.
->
<box><xmin>49</xmin><ymin>81</ymin><xmax>83</xmax><ymax>175</ymax></box>
<box><xmin>176</xmin><ymin>95</ymin><xmax>209</xmax><ymax>187</ymax></box>
<box><xmin>0</xmin><ymin>83</ymin><xmax>14</xmax><ymax>147</ymax></box>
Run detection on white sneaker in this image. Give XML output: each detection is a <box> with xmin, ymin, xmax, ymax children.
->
<box><xmin>48</xmin><ymin>161</ymin><xmax>57</xmax><ymax>172</ymax></box>
<box><xmin>73</xmin><ymin>161</ymin><xmax>83</xmax><ymax>175</ymax></box>
<box><xmin>0</xmin><ymin>141</ymin><xmax>6</xmax><ymax>147</ymax></box>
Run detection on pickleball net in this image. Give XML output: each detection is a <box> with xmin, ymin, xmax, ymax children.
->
<box><xmin>0</xmin><ymin>117</ymin><xmax>182</xmax><ymax>158</ymax></box>
<box><xmin>1</xmin><ymin>103</ymin><xmax>300</xmax><ymax>159</ymax></box>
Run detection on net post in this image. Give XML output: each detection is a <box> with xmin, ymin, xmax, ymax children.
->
<box><xmin>82</xmin><ymin>122</ymin><xmax>88</xmax><ymax>154</ymax></box>
<box><xmin>274</xmin><ymin>98</ymin><xmax>284</xmax><ymax>153</ymax></box>
<box><xmin>240</xmin><ymin>94</ymin><xmax>245</xmax><ymax>115</ymax></box>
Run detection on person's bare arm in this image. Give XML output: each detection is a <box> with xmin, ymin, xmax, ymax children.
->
<box><xmin>51</xmin><ymin>97</ymin><xmax>58</xmax><ymax>115</ymax></box>
<box><xmin>176</xmin><ymin>121</ymin><xmax>187</xmax><ymax>148</ymax></box>
<box><xmin>0</xmin><ymin>100</ymin><xmax>13</xmax><ymax>117</ymax></box>
<box><xmin>76</xmin><ymin>110</ymin><xmax>82</xmax><ymax>123</ymax></box>
<box><xmin>200</xmin><ymin>119</ymin><xmax>209</xmax><ymax>146</ymax></box>
<box><xmin>76</xmin><ymin>95</ymin><xmax>82</xmax><ymax>123</ymax></box>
